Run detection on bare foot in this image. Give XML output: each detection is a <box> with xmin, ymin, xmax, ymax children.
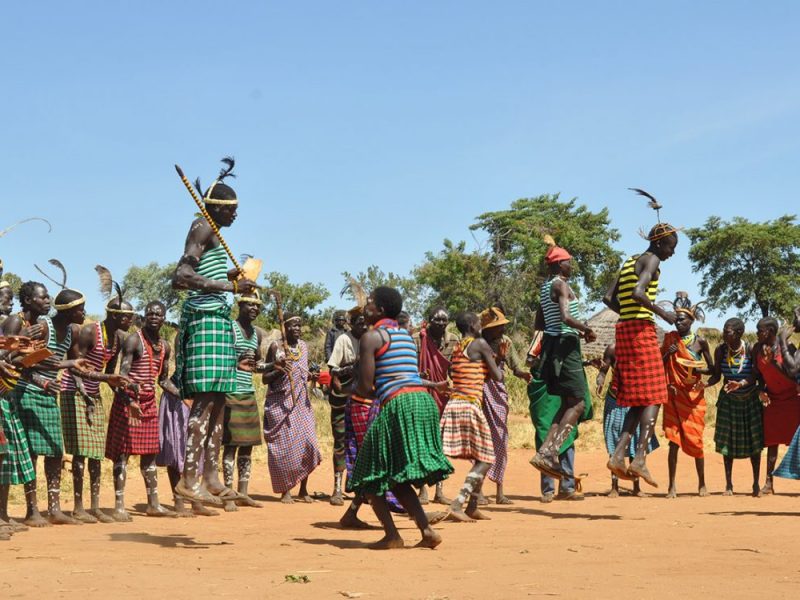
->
<box><xmin>71</xmin><ymin>508</ymin><xmax>98</xmax><ymax>524</ymax></box>
<box><xmin>632</xmin><ymin>489</ymin><xmax>651</xmax><ymax>498</ymax></box>
<box><xmin>48</xmin><ymin>510</ymin><xmax>82</xmax><ymax>525</ymax></box>
<box><xmin>418</xmin><ymin>487</ymin><xmax>430</xmax><ymax>505</ymax></box>
<box><xmin>368</xmin><ymin>534</ymin><xmax>405</xmax><ymax>550</ymax></box>
<box><xmin>330</xmin><ymin>492</ymin><xmax>344</xmax><ymax>506</ymax></box>
<box><xmin>752</xmin><ymin>484</ymin><xmax>762</xmax><ymax>498</ymax></box>
<box><xmin>465</xmin><ymin>507</ymin><xmax>491</xmax><ymax>520</ymax></box>
<box><xmin>414</xmin><ymin>528</ymin><xmax>442</xmax><ymax>549</ymax></box>
<box><xmin>146</xmin><ymin>505</ymin><xmax>177</xmax><ymax>518</ymax></box>
<box><xmin>192</xmin><ymin>503</ymin><xmax>218</xmax><ymax>517</ymax></box>
<box><xmin>761</xmin><ymin>481</ymin><xmax>774</xmax><ymax>496</ymax></box>
<box><xmin>723</xmin><ymin>488</ymin><xmax>734</xmax><ymax>497</ymax></box>
<box><xmin>2</xmin><ymin>518</ymin><xmax>29</xmax><ymax>532</ymax></box>
<box><xmin>340</xmin><ymin>511</ymin><xmax>375</xmax><ymax>529</ymax></box>
<box><xmin>111</xmin><ymin>508</ymin><xmax>133</xmax><ymax>522</ymax></box>
<box><xmin>607</xmin><ymin>488</ymin><xmax>619</xmax><ymax>498</ymax></box>
<box><xmin>280</xmin><ymin>492</ymin><xmax>294</xmax><ymax>504</ymax></box>
<box><xmin>24</xmin><ymin>512</ymin><xmax>51</xmax><ymax>528</ymax></box>
<box><xmin>666</xmin><ymin>488</ymin><xmax>677</xmax><ymax>499</ymax></box>
<box><xmin>175</xmin><ymin>506</ymin><xmax>197</xmax><ymax>518</ymax></box>
<box><xmin>698</xmin><ymin>486</ymin><xmax>709</xmax><ymax>497</ymax></box>
<box><xmin>447</xmin><ymin>509</ymin><xmax>476</xmax><ymax>523</ymax></box>
<box><xmin>496</xmin><ymin>495</ymin><xmax>514</xmax><ymax>505</ymax></box>
<box><xmin>433</xmin><ymin>493</ymin><xmax>452</xmax><ymax>506</ymax></box>
<box><xmin>224</xmin><ymin>500</ymin><xmax>238</xmax><ymax>512</ymax></box>
<box><xmin>87</xmin><ymin>508</ymin><xmax>115</xmax><ymax>524</ymax></box>
<box><xmin>607</xmin><ymin>457</ymin><xmax>635</xmax><ymax>480</ymax></box>
<box><xmin>235</xmin><ymin>495</ymin><xmax>263</xmax><ymax>508</ymax></box>
<box><xmin>0</xmin><ymin>530</ymin><xmax>10</xmax><ymax>541</ymax></box>
<box><xmin>627</xmin><ymin>460</ymin><xmax>658</xmax><ymax>488</ymax></box>
<box><xmin>477</xmin><ymin>493</ymin><xmax>489</xmax><ymax>506</ymax></box>
<box><xmin>299</xmin><ymin>495</ymin><xmax>314</xmax><ymax>504</ymax></box>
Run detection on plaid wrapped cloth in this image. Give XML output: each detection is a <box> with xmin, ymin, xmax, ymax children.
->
<box><xmin>0</xmin><ymin>421</ymin><xmax>7</xmax><ymax>454</ymax></box>
<box><xmin>614</xmin><ymin>319</ymin><xmax>668</xmax><ymax>407</ymax></box>
<box><xmin>344</xmin><ymin>398</ymin><xmax>372</xmax><ymax>483</ymax></box>
<box><xmin>223</xmin><ymin>393</ymin><xmax>262</xmax><ymax>446</ymax></box>
<box><xmin>483</xmin><ymin>380</ymin><xmax>509</xmax><ymax>484</ymax></box>
<box><xmin>60</xmin><ymin>391</ymin><xmax>106</xmax><ymax>459</ymax></box>
<box><xmin>714</xmin><ymin>388</ymin><xmax>763</xmax><ymax>458</ymax></box>
<box><xmin>175</xmin><ymin>304</ymin><xmax>237</xmax><ymax>396</ymax></box>
<box><xmin>12</xmin><ymin>387</ymin><xmax>63</xmax><ymax>457</ymax></box>
<box><xmin>0</xmin><ymin>397</ymin><xmax>35</xmax><ymax>484</ymax></box>
<box><xmin>440</xmin><ymin>395</ymin><xmax>495</xmax><ymax>463</ymax></box>
<box><xmin>328</xmin><ymin>393</ymin><xmax>347</xmax><ymax>473</ymax></box>
<box><xmin>263</xmin><ymin>341</ymin><xmax>321</xmax><ymax>494</ymax></box>
<box><xmin>156</xmin><ymin>389</ymin><xmax>202</xmax><ymax>472</ymax></box>
<box><xmin>774</xmin><ymin>425</ymin><xmax>800</xmax><ymax>480</ymax></box>
<box><xmin>105</xmin><ymin>391</ymin><xmax>160</xmax><ymax>460</ymax></box>
<box><xmin>350</xmin><ymin>390</ymin><xmax>453</xmax><ymax>497</ymax></box>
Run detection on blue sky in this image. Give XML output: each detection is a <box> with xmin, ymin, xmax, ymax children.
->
<box><xmin>2</xmin><ymin>1</ymin><xmax>798</xmax><ymax>329</ymax></box>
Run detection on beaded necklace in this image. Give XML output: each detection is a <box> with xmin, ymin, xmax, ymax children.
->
<box><xmin>726</xmin><ymin>341</ymin><xmax>746</xmax><ymax>374</ymax></box>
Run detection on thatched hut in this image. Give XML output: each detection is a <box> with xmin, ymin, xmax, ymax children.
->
<box><xmin>581</xmin><ymin>307</ymin><xmax>666</xmax><ymax>358</ymax></box>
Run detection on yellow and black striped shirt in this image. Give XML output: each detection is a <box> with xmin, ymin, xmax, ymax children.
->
<box><xmin>616</xmin><ymin>254</ymin><xmax>659</xmax><ymax>321</ymax></box>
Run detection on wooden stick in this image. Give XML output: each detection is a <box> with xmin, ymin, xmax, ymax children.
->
<box><xmin>264</xmin><ymin>288</ymin><xmax>298</xmax><ymax>408</ymax></box>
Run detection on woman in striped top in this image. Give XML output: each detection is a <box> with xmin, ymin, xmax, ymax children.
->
<box><xmin>349</xmin><ymin>287</ymin><xmax>453</xmax><ymax>549</ymax></box>
<box><xmin>531</xmin><ymin>242</ymin><xmax>595</xmax><ymax>482</ymax></box>
<box><xmin>172</xmin><ymin>157</ymin><xmax>257</xmax><ymax>507</ymax></box>
<box><xmin>707</xmin><ymin>318</ymin><xmax>763</xmax><ymax>496</ymax></box>
<box><xmin>602</xmin><ymin>221</ymin><xmax>679</xmax><ymax>487</ymax></box>
<box><xmin>437</xmin><ymin>312</ymin><xmax>502</xmax><ymax>523</ymax></box>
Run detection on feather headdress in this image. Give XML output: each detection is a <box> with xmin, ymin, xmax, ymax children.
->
<box><xmin>341</xmin><ymin>276</ymin><xmax>367</xmax><ymax>317</ymax></box>
<box><xmin>196</xmin><ymin>156</ymin><xmax>237</xmax><ymax>205</ymax></box>
<box><xmin>630</xmin><ymin>188</ymin><xmax>682</xmax><ymax>241</ymax></box>
<box><xmin>95</xmin><ymin>265</ymin><xmax>133</xmax><ymax>314</ymax></box>
<box><xmin>661</xmin><ymin>292</ymin><xmax>707</xmax><ymax>323</ymax></box>
<box><xmin>35</xmin><ymin>258</ymin><xmax>68</xmax><ymax>289</ymax></box>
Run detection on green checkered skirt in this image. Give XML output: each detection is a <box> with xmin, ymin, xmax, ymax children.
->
<box><xmin>12</xmin><ymin>387</ymin><xmax>63</xmax><ymax>457</ymax></box>
<box><xmin>223</xmin><ymin>393</ymin><xmax>262</xmax><ymax>446</ymax></box>
<box><xmin>176</xmin><ymin>305</ymin><xmax>237</xmax><ymax>396</ymax></box>
<box><xmin>350</xmin><ymin>391</ymin><xmax>454</xmax><ymax>496</ymax></box>
<box><xmin>60</xmin><ymin>391</ymin><xmax>106</xmax><ymax>459</ymax></box>
<box><xmin>714</xmin><ymin>388</ymin><xmax>764</xmax><ymax>458</ymax></box>
<box><xmin>0</xmin><ymin>397</ymin><xmax>35</xmax><ymax>484</ymax></box>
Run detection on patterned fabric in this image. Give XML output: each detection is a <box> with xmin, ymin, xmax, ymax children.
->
<box><xmin>662</xmin><ymin>331</ymin><xmax>707</xmax><ymax>458</ymax></box>
<box><xmin>328</xmin><ymin>394</ymin><xmax>346</xmax><ymax>472</ymax></box>
<box><xmin>350</xmin><ymin>391</ymin><xmax>453</xmax><ymax>496</ymax></box>
<box><xmin>232</xmin><ymin>320</ymin><xmax>259</xmax><ymax>394</ymax></box>
<box><xmin>185</xmin><ymin>245</ymin><xmax>229</xmax><ymax>311</ymax></box>
<box><xmin>540</xmin><ymin>278</ymin><xmax>580</xmax><ymax>336</ymax></box>
<box><xmin>61</xmin><ymin>322</ymin><xmax>116</xmax><ymax>396</ymax></box>
<box><xmin>603</xmin><ymin>390</ymin><xmax>660</xmax><ymax>458</ymax></box>
<box><xmin>757</xmin><ymin>350</ymin><xmax>800</xmax><ymax>447</ymax></box>
<box><xmin>719</xmin><ymin>342</ymin><xmax>755</xmax><ymax>395</ymax></box>
<box><xmin>60</xmin><ymin>391</ymin><xmax>106</xmax><ymax>459</ymax></box>
<box><xmin>616</xmin><ymin>254</ymin><xmax>659</xmax><ymax>321</ymax></box>
<box><xmin>417</xmin><ymin>327</ymin><xmax>457</xmax><ymax>413</ymax></box>
<box><xmin>13</xmin><ymin>387</ymin><xmax>63</xmax><ymax>456</ymax></box>
<box><xmin>156</xmin><ymin>389</ymin><xmax>192</xmax><ymax>472</ymax></box>
<box><xmin>450</xmin><ymin>338</ymin><xmax>488</xmax><ymax>403</ymax></box>
<box><xmin>0</xmin><ymin>396</ymin><xmax>35</xmax><ymax>484</ymax></box>
<box><xmin>714</xmin><ymin>388</ymin><xmax>763</xmax><ymax>458</ymax></box>
<box><xmin>440</xmin><ymin>395</ymin><xmax>496</xmax><ymax>463</ymax></box>
<box><xmin>105</xmin><ymin>332</ymin><xmax>163</xmax><ymax>459</ymax></box>
<box><xmin>774</xmin><ymin>425</ymin><xmax>800</xmax><ymax>480</ymax></box>
<box><xmin>539</xmin><ymin>333</ymin><xmax>588</xmax><ymax>398</ymax></box>
<box><xmin>483</xmin><ymin>379</ymin><xmax>509</xmax><ymax>484</ymax></box>
<box><xmin>0</xmin><ymin>422</ymin><xmax>6</xmax><ymax>454</ymax></box>
<box><xmin>263</xmin><ymin>340</ymin><xmax>321</xmax><ymax>494</ymax></box>
<box><xmin>345</xmin><ymin>397</ymin><xmax>373</xmax><ymax>485</ymax></box>
<box><xmin>223</xmin><ymin>392</ymin><xmax>262</xmax><ymax>446</ymax></box>
<box><xmin>614</xmin><ymin>319</ymin><xmax>668</xmax><ymax>407</ymax></box>
<box><xmin>16</xmin><ymin>315</ymin><xmax>70</xmax><ymax>393</ymax></box>
<box><xmin>373</xmin><ymin>319</ymin><xmax>425</xmax><ymax>404</ymax></box>
<box><xmin>176</xmin><ymin>304</ymin><xmax>237</xmax><ymax>395</ymax></box>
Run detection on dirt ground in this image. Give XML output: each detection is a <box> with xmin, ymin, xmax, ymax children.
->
<box><xmin>2</xmin><ymin>448</ymin><xmax>799</xmax><ymax>599</ymax></box>
<box><xmin>0</xmin><ymin>449</ymin><xmax>800</xmax><ymax>600</ymax></box>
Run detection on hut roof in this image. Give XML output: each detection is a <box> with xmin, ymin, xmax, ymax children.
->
<box><xmin>581</xmin><ymin>307</ymin><xmax>666</xmax><ymax>358</ymax></box>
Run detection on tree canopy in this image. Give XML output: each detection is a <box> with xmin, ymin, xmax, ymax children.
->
<box><xmin>122</xmin><ymin>262</ymin><xmax>186</xmax><ymax>318</ymax></box>
<box><xmin>686</xmin><ymin>215</ymin><xmax>800</xmax><ymax>319</ymax></box>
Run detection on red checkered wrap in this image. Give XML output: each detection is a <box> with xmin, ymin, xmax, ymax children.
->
<box><xmin>614</xmin><ymin>319</ymin><xmax>668</xmax><ymax>407</ymax></box>
<box><xmin>105</xmin><ymin>391</ymin><xmax>160</xmax><ymax>459</ymax></box>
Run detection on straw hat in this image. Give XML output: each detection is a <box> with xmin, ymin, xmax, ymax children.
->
<box><xmin>480</xmin><ymin>306</ymin><xmax>510</xmax><ymax>329</ymax></box>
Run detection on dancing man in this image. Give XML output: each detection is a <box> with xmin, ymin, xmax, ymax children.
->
<box><xmin>172</xmin><ymin>157</ymin><xmax>257</xmax><ymax>505</ymax></box>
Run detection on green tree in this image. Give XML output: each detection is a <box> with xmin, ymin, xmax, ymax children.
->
<box><xmin>260</xmin><ymin>271</ymin><xmax>331</xmax><ymax>332</ymax></box>
<box><xmin>686</xmin><ymin>215</ymin><xmax>800</xmax><ymax>319</ymax></box>
<box><xmin>340</xmin><ymin>265</ymin><xmax>426</xmax><ymax>318</ymax></box>
<box><xmin>413</xmin><ymin>240</ymin><xmax>492</xmax><ymax>317</ymax></box>
<box><xmin>122</xmin><ymin>262</ymin><xmax>186</xmax><ymax>318</ymax></box>
<box><xmin>0</xmin><ymin>271</ymin><xmax>23</xmax><ymax>294</ymax></box>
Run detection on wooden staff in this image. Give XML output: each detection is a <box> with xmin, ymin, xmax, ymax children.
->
<box><xmin>264</xmin><ymin>288</ymin><xmax>299</xmax><ymax>409</ymax></box>
<box><xmin>174</xmin><ymin>164</ymin><xmax>243</xmax><ymax>276</ymax></box>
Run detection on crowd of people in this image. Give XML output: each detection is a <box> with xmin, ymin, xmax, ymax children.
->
<box><xmin>2</xmin><ymin>159</ymin><xmax>799</xmax><ymax>549</ymax></box>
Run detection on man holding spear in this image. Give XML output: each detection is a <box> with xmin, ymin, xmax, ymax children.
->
<box><xmin>172</xmin><ymin>157</ymin><xmax>257</xmax><ymax>505</ymax></box>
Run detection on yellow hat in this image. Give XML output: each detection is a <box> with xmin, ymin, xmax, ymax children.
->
<box><xmin>480</xmin><ymin>306</ymin><xmax>510</xmax><ymax>329</ymax></box>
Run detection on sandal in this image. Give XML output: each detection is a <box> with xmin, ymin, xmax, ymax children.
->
<box><xmin>530</xmin><ymin>454</ymin><xmax>564</xmax><ymax>480</ymax></box>
<box><xmin>209</xmin><ymin>486</ymin><xmax>245</xmax><ymax>502</ymax></box>
<box><xmin>175</xmin><ymin>482</ymin><xmax>224</xmax><ymax>506</ymax></box>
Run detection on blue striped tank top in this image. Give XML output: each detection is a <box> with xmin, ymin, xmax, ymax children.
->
<box><xmin>616</xmin><ymin>254</ymin><xmax>659</xmax><ymax>322</ymax></box>
<box><xmin>540</xmin><ymin>278</ymin><xmax>579</xmax><ymax>336</ymax></box>
<box><xmin>185</xmin><ymin>245</ymin><xmax>229</xmax><ymax>311</ymax></box>
<box><xmin>374</xmin><ymin>321</ymin><xmax>424</xmax><ymax>403</ymax></box>
<box><xmin>232</xmin><ymin>321</ymin><xmax>258</xmax><ymax>395</ymax></box>
<box><xmin>720</xmin><ymin>343</ymin><xmax>754</xmax><ymax>395</ymax></box>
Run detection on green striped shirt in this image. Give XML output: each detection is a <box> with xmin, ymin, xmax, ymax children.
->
<box><xmin>540</xmin><ymin>278</ymin><xmax>580</xmax><ymax>336</ymax></box>
<box><xmin>232</xmin><ymin>321</ymin><xmax>258</xmax><ymax>394</ymax></box>
<box><xmin>185</xmin><ymin>245</ymin><xmax>229</xmax><ymax>311</ymax></box>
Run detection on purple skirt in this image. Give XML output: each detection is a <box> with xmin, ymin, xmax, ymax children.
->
<box><xmin>156</xmin><ymin>390</ymin><xmax>201</xmax><ymax>472</ymax></box>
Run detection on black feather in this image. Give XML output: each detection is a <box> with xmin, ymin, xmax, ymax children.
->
<box><xmin>194</xmin><ymin>177</ymin><xmax>204</xmax><ymax>198</ymax></box>
<box><xmin>112</xmin><ymin>281</ymin><xmax>123</xmax><ymax>305</ymax></box>
<box><xmin>218</xmin><ymin>156</ymin><xmax>236</xmax><ymax>181</ymax></box>
<box><xmin>48</xmin><ymin>259</ymin><xmax>68</xmax><ymax>288</ymax></box>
